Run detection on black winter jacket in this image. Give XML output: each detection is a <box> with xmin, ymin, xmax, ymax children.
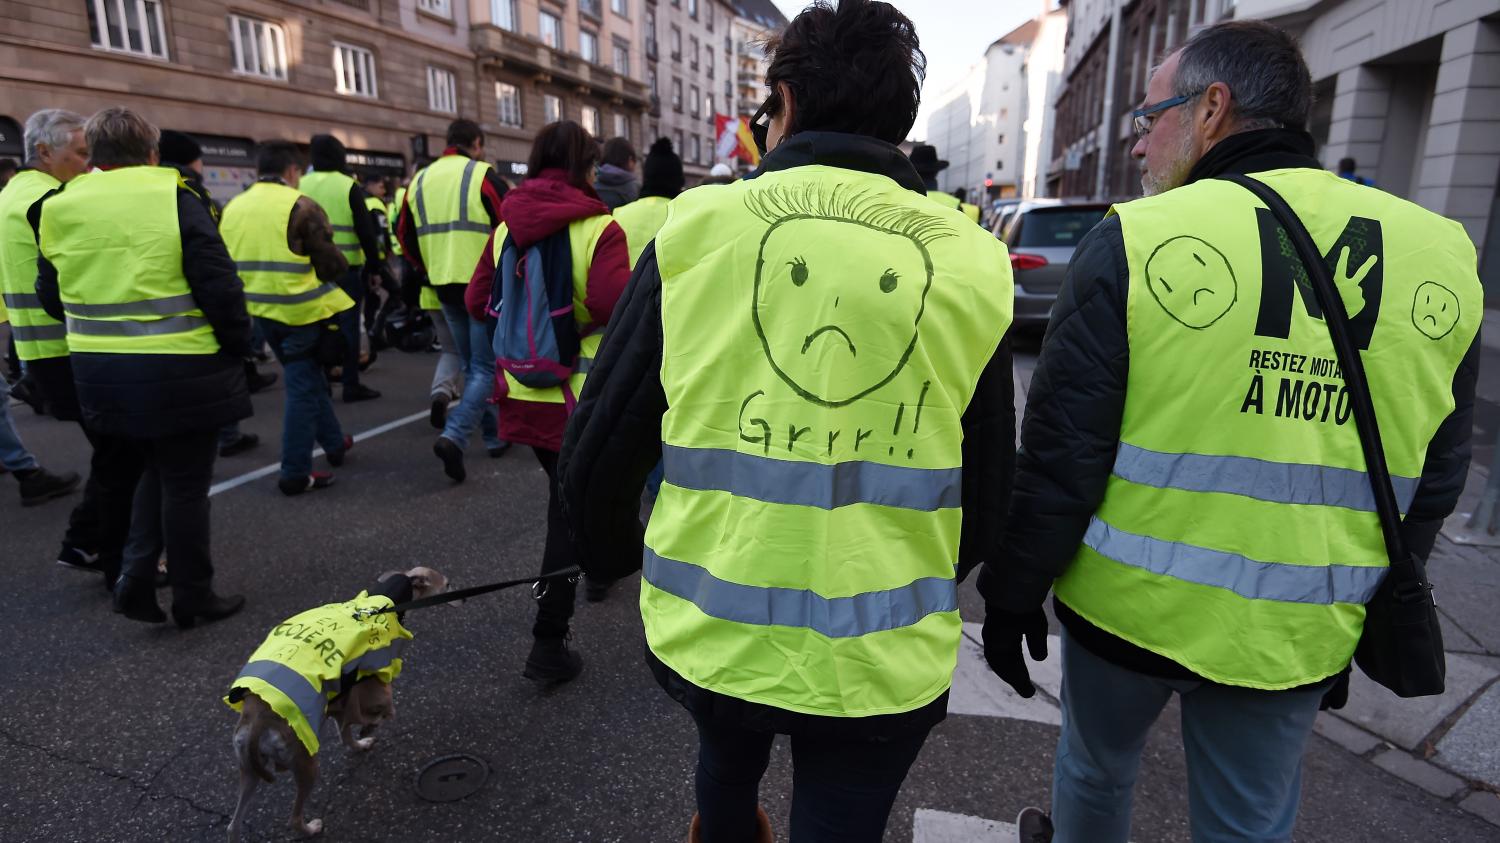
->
<box><xmin>556</xmin><ymin>131</ymin><xmax>1016</xmax><ymax>737</ymax></box>
<box><xmin>978</xmin><ymin>129</ymin><xmax>1480</xmax><ymax>680</ymax></box>
<box><xmin>34</xmin><ymin>177</ymin><xmax>253</xmax><ymax>439</ymax></box>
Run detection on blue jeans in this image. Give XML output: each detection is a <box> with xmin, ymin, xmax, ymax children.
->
<box><xmin>337</xmin><ymin>267</ymin><xmax>365</xmax><ymax>388</ymax></box>
<box><xmin>1052</xmin><ymin>629</ymin><xmax>1327</xmax><ymax>843</ymax></box>
<box><xmin>0</xmin><ymin>376</ymin><xmax>39</xmax><ymax>472</ymax></box>
<box><xmin>690</xmin><ymin>711</ymin><xmax>930</xmax><ymax>843</ymax></box>
<box><xmin>438</xmin><ymin>301</ymin><xmax>500</xmax><ymax>450</ymax></box>
<box><xmin>260</xmin><ymin>318</ymin><xmax>345</xmax><ymax>480</ymax></box>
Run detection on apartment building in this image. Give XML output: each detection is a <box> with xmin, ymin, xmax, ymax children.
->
<box><xmin>638</xmin><ymin>0</ymin><xmax>734</xmax><ymax>180</ymax></box>
<box><xmin>727</xmin><ymin>0</ymin><xmax>786</xmax><ymax>121</ymax></box>
<box><xmin>0</xmin><ymin>0</ymin><xmax>649</xmax><ymax>198</ymax></box>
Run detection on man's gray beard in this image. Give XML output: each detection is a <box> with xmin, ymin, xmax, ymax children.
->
<box><xmin>1141</xmin><ymin>133</ymin><xmax>1197</xmax><ymax>196</ymax></box>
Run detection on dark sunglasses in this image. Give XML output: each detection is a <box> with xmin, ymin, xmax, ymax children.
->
<box><xmin>749</xmin><ymin>91</ymin><xmax>780</xmax><ymax>157</ymax></box>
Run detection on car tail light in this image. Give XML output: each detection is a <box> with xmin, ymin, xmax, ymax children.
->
<box><xmin>1010</xmin><ymin>253</ymin><xmax>1048</xmax><ymax>271</ymax></box>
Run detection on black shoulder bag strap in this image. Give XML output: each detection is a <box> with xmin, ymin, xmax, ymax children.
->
<box><xmin>1220</xmin><ymin>174</ymin><xmax>1445</xmax><ymax>697</ymax></box>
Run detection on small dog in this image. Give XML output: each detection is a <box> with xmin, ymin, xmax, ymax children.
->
<box><xmin>225</xmin><ymin>567</ymin><xmax>448</xmax><ymax>841</ymax></box>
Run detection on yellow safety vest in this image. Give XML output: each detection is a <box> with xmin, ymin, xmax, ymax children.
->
<box><xmin>38</xmin><ymin>167</ymin><xmax>219</xmax><ymax>356</ymax></box>
<box><xmin>926</xmin><ymin>190</ymin><xmax>960</xmax><ymax>210</ymax></box>
<box><xmin>495</xmin><ymin>214</ymin><xmax>614</xmax><ymax>406</ymax></box>
<box><xmin>0</xmin><ymin>169</ymin><xmax>69</xmax><ymax>359</ymax></box>
<box><xmin>299</xmin><ymin>170</ymin><xmax>364</xmax><ymax>267</ymax></box>
<box><xmin>220</xmin><ymin>182</ymin><xmax>353</xmax><ymax>326</ymax></box>
<box><xmin>613</xmin><ymin>195</ymin><xmax>671</xmax><ymax>268</ymax></box>
<box><xmin>961</xmin><ymin>202</ymin><xmax>980</xmax><ymax>223</ymax></box>
<box><xmin>645</xmin><ymin>166</ymin><xmax>1013</xmax><ymax>717</ymax></box>
<box><xmin>409</xmin><ymin>155</ymin><xmax>494</xmax><ymax>289</ymax></box>
<box><xmin>1055</xmin><ymin>168</ymin><xmax>1483</xmax><ymax>689</ymax></box>
<box><xmin>225</xmin><ymin>592</ymin><xmax>413</xmax><ymax>756</ymax></box>
<box><xmin>388</xmin><ymin>186</ymin><xmax>406</xmax><ymax>257</ymax></box>
<box><xmin>365</xmin><ymin>195</ymin><xmax>389</xmax><ymax>263</ymax></box>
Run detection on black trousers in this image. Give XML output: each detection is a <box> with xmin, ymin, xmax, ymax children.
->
<box><xmin>337</xmin><ymin>267</ymin><xmax>366</xmax><ymax>388</ymax></box>
<box><xmin>530</xmin><ymin>446</ymin><xmax>579</xmax><ymax>640</ymax></box>
<box><xmin>94</xmin><ymin>428</ymin><xmax>219</xmax><ymax>598</ymax></box>
<box><xmin>59</xmin><ymin>422</ymin><xmax>106</xmax><ymax>553</ymax></box>
<box><xmin>692</xmin><ymin>712</ymin><xmax>931</xmax><ymax>843</ymax></box>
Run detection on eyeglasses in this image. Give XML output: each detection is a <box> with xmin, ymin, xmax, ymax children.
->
<box><xmin>1131</xmin><ymin>91</ymin><xmax>1202</xmax><ymax>137</ymax></box>
<box><xmin>749</xmin><ymin>92</ymin><xmax>778</xmax><ymax>156</ymax></box>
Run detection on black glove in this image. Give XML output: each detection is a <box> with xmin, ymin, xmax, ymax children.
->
<box><xmin>981</xmin><ymin>605</ymin><xmax>1049</xmax><ymax>698</ymax></box>
<box><xmin>1319</xmin><ymin>669</ymin><xmax>1351</xmax><ymax>711</ymax></box>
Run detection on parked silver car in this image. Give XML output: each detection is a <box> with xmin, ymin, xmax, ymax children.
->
<box><xmin>996</xmin><ymin>200</ymin><xmax>1111</xmax><ymax>330</ymax></box>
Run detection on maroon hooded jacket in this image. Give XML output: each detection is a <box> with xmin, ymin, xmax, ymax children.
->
<box><xmin>466</xmin><ymin>169</ymin><xmax>631</xmax><ymax>452</ymax></box>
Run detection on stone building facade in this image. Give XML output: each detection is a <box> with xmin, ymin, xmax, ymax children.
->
<box><xmin>0</xmin><ymin>0</ymin><xmax>649</xmax><ymax>198</ymax></box>
<box><xmin>640</xmin><ymin>0</ymin><xmax>735</xmax><ymax>181</ymax></box>
<box><xmin>727</xmin><ymin>0</ymin><xmax>786</xmax><ymax>122</ymax></box>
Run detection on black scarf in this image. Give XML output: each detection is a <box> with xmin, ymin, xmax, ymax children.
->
<box><xmin>747</xmin><ymin>131</ymin><xmax>927</xmax><ymax>194</ymax></box>
<box><xmin>1184</xmin><ymin>128</ymin><xmax>1321</xmax><ymax>184</ymax></box>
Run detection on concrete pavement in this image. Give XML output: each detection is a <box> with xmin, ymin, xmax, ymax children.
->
<box><xmin>1</xmin><ymin>337</ymin><xmax>1498</xmax><ymax>841</ymax></box>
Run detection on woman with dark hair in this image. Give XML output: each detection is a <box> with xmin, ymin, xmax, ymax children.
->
<box><xmin>464</xmin><ymin>121</ymin><xmax>631</xmax><ymax>684</ymax></box>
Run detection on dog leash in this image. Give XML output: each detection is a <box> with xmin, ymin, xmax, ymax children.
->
<box><xmin>354</xmin><ymin>566</ymin><xmax>583</xmax><ymax>619</ymax></box>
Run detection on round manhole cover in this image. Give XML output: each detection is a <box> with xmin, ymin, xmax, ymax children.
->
<box><xmin>416</xmin><ymin>753</ymin><xmax>490</xmax><ymax>803</ymax></box>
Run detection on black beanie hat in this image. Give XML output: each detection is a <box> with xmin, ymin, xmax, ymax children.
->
<box><xmin>309</xmin><ymin>133</ymin><xmax>347</xmax><ymax>173</ymax></box>
<box><xmin>158</xmin><ymin>130</ymin><xmax>202</xmax><ymax>166</ymax></box>
<box><xmin>640</xmin><ymin>137</ymin><xmax>684</xmax><ymax>199</ymax></box>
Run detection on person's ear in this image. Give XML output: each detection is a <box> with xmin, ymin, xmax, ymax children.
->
<box><xmin>777</xmin><ymin>81</ymin><xmax>796</xmax><ymax>143</ymax></box>
<box><xmin>1199</xmin><ymin>81</ymin><xmax>1235</xmax><ymax>143</ymax></box>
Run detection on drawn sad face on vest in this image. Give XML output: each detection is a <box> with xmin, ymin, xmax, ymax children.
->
<box><xmin>1145</xmin><ymin>235</ymin><xmax>1238</xmax><ymax>329</ymax></box>
<box><xmin>747</xmin><ymin>184</ymin><xmax>955</xmax><ymax>406</ymax></box>
<box><xmin>1412</xmin><ymin>281</ymin><xmax>1460</xmax><ymax>340</ymax></box>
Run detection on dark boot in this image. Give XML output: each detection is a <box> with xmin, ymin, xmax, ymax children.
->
<box><xmin>433</xmin><ymin>436</ymin><xmax>465</xmax><ymax>482</ymax></box>
<box><xmin>171</xmin><ymin>591</ymin><xmax>246</xmax><ymax>629</ymax></box>
<box><xmin>687</xmin><ymin>806</ymin><xmax>773</xmax><ymax>843</ymax></box>
<box><xmin>113</xmin><ymin>576</ymin><xmax>166</xmax><ymax>624</ymax></box>
<box><xmin>584</xmin><ymin>576</ymin><xmax>615</xmax><ymax>603</ymax></box>
<box><xmin>17</xmin><ymin>467</ymin><xmax>81</xmax><ymax>506</ymax></box>
<box><xmin>522</xmin><ymin>637</ymin><xmax>582</xmax><ymax>684</ymax></box>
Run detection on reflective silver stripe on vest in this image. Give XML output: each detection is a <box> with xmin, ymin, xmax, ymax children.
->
<box><xmin>66</xmin><ymin>314</ymin><xmax>209</xmax><ymax>336</ymax></box>
<box><xmin>413</xmin><ymin>220</ymin><xmax>492</xmax><ymax>235</ymax></box>
<box><xmin>413</xmin><ymin>168</ymin><xmax>430</xmax><ymax>229</ymax></box>
<box><xmin>338</xmin><ymin>243</ymin><xmax>363</xmax><ymax>253</ymax></box>
<box><xmin>11</xmin><ymin>324</ymin><xmax>67</xmax><ymax>342</ymax></box>
<box><xmin>643</xmin><ymin>547</ymin><xmax>956</xmax><ymax>638</ymax></box>
<box><xmin>63</xmin><ymin>293</ymin><xmax>198</xmax><ymax>318</ymax></box>
<box><xmin>1082</xmin><ymin>516</ymin><xmax>1387</xmax><ymax>605</ymax></box>
<box><xmin>330</xmin><ymin>224</ymin><xmax>356</xmax><ymax>233</ymax></box>
<box><xmin>1113</xmin><ymin>443</ymin><xmax>1420</xmax><ymax>514</ymax></box>
<box><xmin>344</xmin><ymin>637</ymin><xmax>407</xmax><ymax>675</ymax></box>
<box><xmin>3</xmin><ymin>292</ymin><xmax>42</xmax><ymax>309</ymax></box>
<box><xmin>244</xmin><ymin>282</ymin><xmax>340</xmax><ymax>305</ymax></box>
<box><xmin>237</xmin><ymin>260</ymin><xmax>314</xmax><ymax>274</ymax></box>
<box><xmin>662</xmin><ymin>444</ymin><xmax>961</xmax><ymax>512</ymax></box>
<box><xmin>235</xmin><ymin>659</ymin><xmax>325</xmax><ymax>735</ymax></box>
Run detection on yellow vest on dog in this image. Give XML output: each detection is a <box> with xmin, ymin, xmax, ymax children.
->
<box><xmin>225</xmin><ymin>593</ymin><xmax>413</xmax><ymax>755</ymax></box>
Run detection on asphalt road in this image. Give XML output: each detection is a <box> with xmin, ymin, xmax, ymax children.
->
<box><xmin>2</xmin><ymin>334</ymin><xmax>1496</xmax><ymax>842</ymax></box>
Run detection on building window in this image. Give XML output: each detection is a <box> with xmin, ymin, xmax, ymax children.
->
<box><xmin>689</xmin><ymin>36</ymin><xmax>699</xmax><ymax>69</ymax></box>
<box><xmin>580</xmin><ymin>30</ymin><xmax>599</xmax><ymax>63</ymax></box>
<box><xmin>706</xmin><ymin>0</ymin><xmax>713</xmax><ymax>30</ymax></box>
<box><xmin>647</xmin><ymin>67</ymin><xmax>658</xmax><ymax>96</ymax></box>
<box><xmin>87</xmin><ymin>0</ymin><xmax>169</xmax><ymax>59</ymax></box>
<box><xmin>706</xmin><ymin>93</ymin><xmax>714</xmax><ymax>118</ymax></box>
<box><xmin>688</xmin><ymin>0</ymin><xmax>698</xmax><ymax>18</ymax></box>
<box><xmin>539</xmin><ymin>11</ymin><xmax>563</xmax><ymax>50</ymax></box>
<box><xmin>674</xmin><ymin>130</ymin><xmax>684</xmax><ymax>155</ymax></box>
<box><xmin>496</xmin><ymin>82</ymin><xmax>523</xmax><ymax>128</ymax></box>
<box><xmin>612</xmin><ymin>40</ymin><xmax>630</xmax><ymax>76</ymax></box>
<box><xmin>417</xmin><ymin>0</ymin><xmax>450</xmax><ymax>17</ymax></box>
<box><xmin>645</xmin><ymin>8</ymin><xmax>657</xmax><ymax>57</ymax></box>
<box><xmin>692</xmin><ymin>134</ymin><xmax>701</xmax><ymax>163</ymax></box>
<box><xmin>227</xmin><ymin>14</ymin><xmax>288</xmax><ymax>81</ymax></box>
<box><xmin>706</xmin><ymin>46</ymin><xmax>714</xmax><ymax>79</ymax></box>
<box><xmin>332</xmin><ymin>42</ymin><xmax>378</xmax><ymax>98</ymax></box>
<box><xmin>581</xmin><ymin>105</ymin><xmax>600</xmax><ymax>136</ymax></box>
<box><xmin>670</xmin><ymin>25</ymin><xmax>682</xmax><ymax>61</ymax></box>
<box><xmin>580</xmin><ymin>0</ymin><xmax>602</xmax><ymax>18</ymax></box>
<box><xmin>491</xmin><ymin>0</ymin><xmax>518</xmax><ymax>31</ymax></box>
<box><xmin>672</xmin><ymin>78</ymin><xmax>683</xmax><ymax>112</ymax></box>
<box><xmin>689</xmin><ymin>84</ymin><xmax>700</xmax><ymax>117</ymax></box>
<box><xmin>427</xmin><ymin>66</ymin><xmax>457</xmax><ymax>113</ymax></box>
<box><xmin>544</xmin><ymin>94</ymin><xmax>562</xmax><ymax>124</ymax></box>
<box><xmin>611</xmin><ymin>0</ymin><xmax>627</xmax><ymax>15</ymax></box>
<box><xmin>613</xmin><ymin>113</ymin><xmax>628</xmax><ymax>139</ymax></box>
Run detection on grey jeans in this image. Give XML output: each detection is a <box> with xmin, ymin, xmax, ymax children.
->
<box><xmin>1052</xmin><ymin>628</ymin><xmax>1330</xmax><ymax>843</ymax></box>
<box><xmin>428</xmin><ymin>306</ymin><xmax>464</xmax><ymax>401</ymax></box>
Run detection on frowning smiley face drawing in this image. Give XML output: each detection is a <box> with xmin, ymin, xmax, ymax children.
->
<box><xmin>744</xmin><ymin>184</ymin><xmax>955</xmax><ymax>407</ymax></box>
<box><xmin>1412</xmin><ymin>281</ymin><xmax>1460</xmax><ymax>340</ymax></box>
<box><xmin>1144</xmin><ymin>235</ymin><xmax>1238</xmax><ymax>329</ymax></box>
<box><xmin>752</xmin><ymin>215</ymin><xmax>938</xmax><ymax>406</ymax></box>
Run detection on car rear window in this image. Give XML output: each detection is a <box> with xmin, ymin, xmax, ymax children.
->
<box><xmin>1014</xmin><ymin>208</ymin><xmax>1108</xmax><ymax>248</ymax></box>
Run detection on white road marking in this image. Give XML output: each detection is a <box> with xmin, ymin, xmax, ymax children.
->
<box><xmin>207</xmin><ymin>409</ymin><xmax>429</xmax><ymax>496</ymax></box>
<box><xmin>948</xmin><ymin>622</ymin><xmax>1063</xmax><ymax>724</ymax></box>
<box><xmin>913</xmin><ymin>809</ymin><xmax>1016</xmax><ymax>843</ymax></box>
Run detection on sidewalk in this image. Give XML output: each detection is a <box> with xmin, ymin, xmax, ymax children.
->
<box><xmin>1312</xmin><ymin>308</ymin><xmax>1500</xmax><ymax>828</ymax></box>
